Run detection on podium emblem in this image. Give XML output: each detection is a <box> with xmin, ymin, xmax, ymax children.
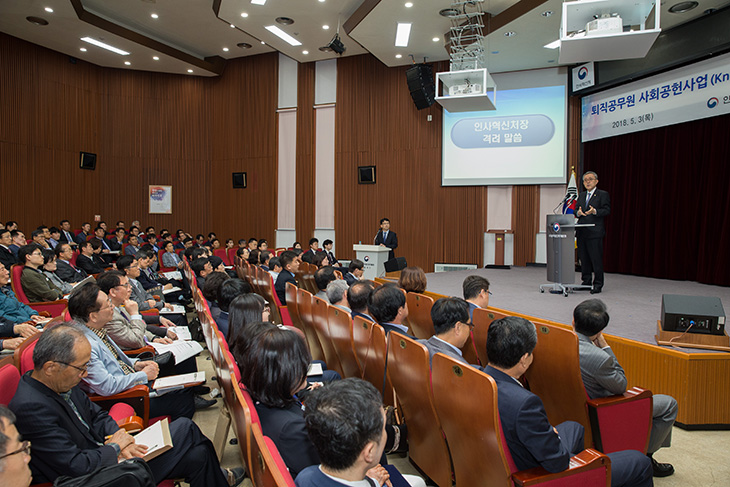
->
<box><xmin>551</xmin><ymin>222</ymin><xmax>561</xmax><ymax>233</ymax></box>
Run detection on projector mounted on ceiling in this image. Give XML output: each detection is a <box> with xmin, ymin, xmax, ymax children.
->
<box><xmin>321</xmin><ymin>33</ymin><xmax>346</xmax><ymax>55</ymax></box>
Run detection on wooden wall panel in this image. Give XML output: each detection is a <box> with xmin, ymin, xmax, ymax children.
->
<box><xmin>335</xmin><ymin>55</ymin><xmax>486</xmax><ymax>270</ymax></box>
<box><xmin>0</xmin><ymin>33</ymin><xmax>277</xmax><ymax>244</ymax></box>
<box><xmin>512</xmin><ymin>185</ymin><xmax>540</xmax><ymax>266</ymax></box>
<box><xmin>295</xmin><ymin>62</ymin><xmax>316</xmax><ymax>244</ymax></box>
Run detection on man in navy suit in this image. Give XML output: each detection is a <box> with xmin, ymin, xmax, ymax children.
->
<box><xmin>483</xmin><ymin>316</ymin><xmax>652</xmax><ymax>487</ymax></box>
<box><xmin>374</xmin><ymin>218</ymin><xmax>398</xmax><ymax>261</ymax></box>
<box><xmin>368</xmin><ymin>283</ymin><xmax>412</xmax><ymax>338</ymax></box>
<box><xmin>462</xmin><ymin>275</ymin><xmax>490</xmax><ymax>320</ymax></box>
<box><xmin>275</xmin><ymin>250</ymin><xmax>300</xmax><ymax>305</ymax></box>
<box><xmin>576</xmin><ymin>171</ymin><xmax>610</xmax><ymax>294</ymax></box>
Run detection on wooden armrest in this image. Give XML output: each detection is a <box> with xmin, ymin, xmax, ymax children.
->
<box><xmin>29</xmin><ymin>299</ymin><xmax>68</xmax><ymax>307</ymax></box>
<box><xmin>587</xmin><ymin>387</ymin><xmax>652</xmax><ymax>408</ymax></box>
<box><xmin>88</xmin><ymin>384</ymin><xmax>149</xmax><ymax>401</ymax></box>
<box><xmin>152</xmin><ymin>295</ymin><xmax>161</xmax><ymax>300</ymax></box>
<box><xmin>123</xmin><ymin>345</ymin><xmax>155</xmax><ymax>357</ymax></box>
<box><xmin>38</xmin><ymin>311</ymin><xmax>51</xmax><ymax>318</ymax></box>
<box><xmin>512</xmin><ymin>449</ymin><xmax>610</xmax><ymax>487</ymax></box>
<box><xmin>117</xmin><ymin>415</ymin><xmax>145</xmax><ymax>433</ymax></box>
<box><xmin>141</xmin><ymin>309</ymin><xmax>160</xmax><ymax>316</ymax></box>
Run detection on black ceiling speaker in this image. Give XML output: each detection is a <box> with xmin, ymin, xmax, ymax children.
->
<box><xmin>326</xmin><ymin>33</ymin><xmax>346</xmax><ymax>55</ymax></box>
<box><xmin>232</xmin><ymin>172</ymin><xmax>247</xmax><ymax>188</ymax></box>
<box><xmin>406</xmin><ymin>64</ymin><xmax>435</xmax><ymax>110</ymax></box>
<box><xmin>79</xmin><ymin>152</ymin><xmax>97</xmax><ymax>170</ymax></box>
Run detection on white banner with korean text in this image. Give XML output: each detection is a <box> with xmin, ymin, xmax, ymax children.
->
<box><xmin>581</xmin><ymin>52</ymin><xmax>730</xmax><ymax>142</ymax></box>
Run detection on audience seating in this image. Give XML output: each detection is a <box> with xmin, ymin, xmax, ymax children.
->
<box><xmin>0</xmin><ymin>355</ymin><xmax>20</xmax><ymax>405</ymax></box>
<box><xmin>352</xmin><ymin>315</ymin><xmax>374</xmax><ymax>373</ymax></box>
<box><xmin>357</xmin><ymin>322</ymin><xmax>396</xmax><ymax>408</ymax></box>
<box><xmin>285</xmin><ymin>282</ymin><xmax>305</xmax><ymax>334</ymax></box>
<box><xmin>158</xmin><ymin>249</ymin><xmax>176</xmax><ymax>273</ymax></box>
<box><xmin>525</xmin><ymin>322</ymin><xmax>652</xmax><ymax>455</ymax></box>
<box><xmin>310</xmin><ymin>297</ymin><xmax>344</xmax><ymax>377</ymax></box>
<box><xmin>249</xmin><ymin>422</ymin><xmax>296</xmax><ymax>487</ymax></box>
<box><xmin>387</xmin><ymin>332</ymin><xmax>453</xmax><ymax>487</ymax></box>
<box><xmin>214</xmin><ymin>248</ymin><xmax>232</xmax><ymax>266</ymax></box>
<box><xmin>296</xmin><ymin>288</ymin><xmax>325</xmax><ymax>362</ymax></box>
<box><xmin>9</xmin><ymin>264</ymin><xmax>68</xmax><ymax>317</ymax></box>
<box><xmin>326</xmin><ymin>305</ymin><xmax>362</xmax><ymax>378</ymax></box>
<box><xmin>227</xmin><ymin>248</ymin><xmax>238</xmax><ymax>266</ymax></box>
<box><xmin>471</xmin><ymin>308</ymin><xmax>510</xmax><ymax>366</ymax></box>
<box><xmin>431</xmin><ymin>353</ymin><xmax>611</xmax><ymax>487</ymax></box>
<box><xmin>405</xmin><ymin>292</ymin><xmax>435</xmax><ymax>340</ymax></box>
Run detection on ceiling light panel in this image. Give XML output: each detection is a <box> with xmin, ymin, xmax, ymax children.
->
<box><xmin>251</xmin><ymin>0</ymin><xmax>266</xmax><ymax>5</ymax></box>
<box><xmin>265</xmin><ymin>25</ymin><xmax>301</xmax><ymax>46</ymax></box>
<box><xmin>81</xmin><ymin>37</ymin><xmax>130</xmax><ymax>55</ymax></box>
<box><xmin>395</xmin><ymin>22</ymin><xmax>411</xmax><ymax>47</ymax></box>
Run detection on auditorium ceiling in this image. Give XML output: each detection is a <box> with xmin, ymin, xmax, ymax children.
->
<box><xmin>0</xmin><ymin>0</ymin><xmax>727</xmax><ymax>77</ymax></box>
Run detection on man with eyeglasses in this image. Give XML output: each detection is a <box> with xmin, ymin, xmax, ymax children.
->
<box><xmin>0</xmin><ymin>405</ymin><xmax>32</xmax><ymax>487</ymax></box>
<box><xmin>9</xmin><ymin>323</ymin><xmax>244</xmax><ymax>487</ymax></box>
<box><xmin>418</xmin><ymin>297</ymin><xmax>476</xmax><ymax>367</ymax></box>
<box><xmin>576</xmin><ymin>170</ymin><xmax>611</xmax><ymax>294</ymax></box>
<box><xmin>462</xmin><ymin>275</ymin><xmax>491</xmax><ymax>320</ymax></box>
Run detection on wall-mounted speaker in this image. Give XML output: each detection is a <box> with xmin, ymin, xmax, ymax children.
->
<box><xmin>358</xmin><ymin>166</ymin><xmax>376</xmax><ymax>184</ymax></box>
<box><xmin>79</xmin><ymin>152</ymin><xmax>97</xmax><ymax>170</ymax></box>
<box><xmin>232</xmin><ymin>172</ymin><xmax>247</xmax><ymax>188</ymax></box>
<box><xmin>406</xmin><ymin>64</ymin><xmax>435</xmax><ymax>110</ymax></box>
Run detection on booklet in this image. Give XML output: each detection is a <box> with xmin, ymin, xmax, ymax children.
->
<box><xmin>162</xmin><ymin>271</ymin><xmax>183</xmax><ymax>280</ymax></box>
<box><xmin>307</xmin><ymin>362</ymin><xmax>323</xmax><ymax>377</ymax></box>
<box><xmin>159</xmin><ymin>304</ymin><xmax>186</xmax><ymax>315</ymax></box>
<box><xmin>133</xmin><ymin>417</ymin><xmax>173</xmax><ymax>461</ymax></box>
<box><xmin>167</xmin><ymin>326</ymin><xmax>191</xmax><ymax>340</ymax></box>
<box><xmin>151</xmin><ymin>340</ymin><xmax>203</xmax><ymax>364</ymax></box>
<box><xmin>162</xmin><ymin>286</ymin><xmax>182</xmax><ymax>295</ymax></box>
<box><xmin>152</xmin><ymin>371</ymin><xmax>206</xmax><ymax>391</ymax></box>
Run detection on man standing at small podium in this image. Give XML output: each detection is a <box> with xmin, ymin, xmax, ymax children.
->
<box><xmin>374</xmin><ymin>218</ymin><xmax>398</xmax><ymax>261</ymax></box>
<box><xmin>576</xmin><ymin>171</ymin><xmax>610</xmax><ymax>294</ymax></box>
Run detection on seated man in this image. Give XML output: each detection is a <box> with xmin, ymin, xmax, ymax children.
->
<box><xmin>321</xmin><ymin>239</ymin><xmax>339</xmax><ymax>267</ymax></box>
<box><xmin>297</xmin><ymin>378</ymin><xmax>424</xmax><ymax>487</ymax></box>
<box><xmin>30</xmin><ymin>229</ymin><xmax>50</xmax><ymax>250</ymax></box>
<box><xmin>108</xmin><ymin>227</ymin><xmax>126</xmax><ymax>251</ymax></box>
<box><xmin>137</xmin><ymin>250</ymin><xmax>189</xmax><ymax>302</ymax></box>
<box><xmin>9</xmin><ymin>323</ymin><xmax>243</xmax><ymax>487</ymax></box>
<box><xmin>326</xmin><ymin>280</ymin><xmax>350</xmax><ymax>314</ymax></box>
<box><xmin>8</xmin><ymin>230</ymin><xmax>26</xmax><ymax>259</ymax></box>
<box><xmin>274</xmin><ymin>251</ymin><xmax>300</xmax><ymax>305</ymax></box>
<box><xmin>462</xmin><ymin>275</ymin><xmax>490</xmax><ymax>320</ymax></box>
<box><xmin>217</xmin><ymin>278</ymin><xmax>250</xmax><ymax>339</ymax></box>
<box><xmin>348</xmin><ymin>280</ymin><xmax>376</xmax><ymax>322</ymax></box>
<box><xmin>58</xmin><ymin>219</ymin><xmax>78</xmax><ymax>249</ymax></box>
<box><xmin>268</xmin><ymin>256</ymin><xmax>282</xmax><ymax>281</ymax></box>
<box><xmin>573</xmin><ymin>299</ymin><xmax>678</xmax><ymax>477</ymax></box>
<box><xmin>124</xmin><ymin>234</ymin><xmax>142</xmax><ymax>256</ymax></box>
<box><xmin>0</xmin><ymin>405</ymin><xmax>32</xmax><ymax>487</ymax></box>
<box><xmin>301</xmin><ymin>238</ymin><xmax>319</xmax><ymax>264</ymax></box>
<box><xmin>18</xmin><ymin>244</ymin><xmax>63</xmax><ymax>302</ymax></box>
<box><xmin>74</xmin><ymin>222</ymin><xmax>92</xmax><ymax>246</ymax></box>
<box><xmin>344</xmin><ymin>259</ymin><xmax>363</xmax><ymax>286</ymax></box>
<box><xmin>190</xmin><ymin>257</ymin><xmax>213</xmax><ymax>289</ymax></box>
<box><xmin>0</xmin><ymin>263</ymin><xmax>45</xmax><ymax>324</ymax></box>
<box><xmin>0</xmin><ymin>229</ymin><xmax>17</xmax><ymax>271</ymax></box>
<box><xmin>314</xmin><ymin>266</ymin><xmax>337</xmax><ymax>302</ymax></box>
<box><xmin>55</xmin><ymin>243</ymin><xmax>88</xmax><ymax>283</ymax></box>
<box><xmin>483</xmin><ymin>316</ymin><xmax>653</xmax><ymax>487</ymax></box>
<box><xmin>418</xmin><ymin>297</ymin><xmax>473</xmax><ymax>366</ymax></box>
<box><xmin>67</xmin><ymin>283</ymin><xmax>199</xmax><ymax>420</ymax></box>
<box><xmin>368</xmin><ymin>284</ymin><xmax>411</xmax><ymax>337</ymax></box>
<box><xmin>76</xmin><ymin>240</ymin><xmax>107</xmax><ymax>275</ymax></box>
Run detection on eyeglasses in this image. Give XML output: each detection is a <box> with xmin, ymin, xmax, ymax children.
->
<box><xmin>583</xmin><ymin>177</ymin><xmax>597</xmax><ymax>182</ymax></box>
<box><xmin>116</xmin><ymin>282</ymin><xmax>131</xmax><ymax>288</ymax></box>
<box><xmin>0</xmin><ymin>440</ymin><xmax>31</xmax><ymax>460</ymax></box>
<box><xmin>55</xmin><ymin>361</ymin><xmax>89</xmax><ymax>373</ymax></box>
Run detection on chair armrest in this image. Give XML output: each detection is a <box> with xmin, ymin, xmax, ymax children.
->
<box><xmin>88</xmin><ymin>385</ymin><xmax>150</xmax><ymax>426</ymax></box>
<box><xmin>38</xmin><ymin>311</ymin><xmax>51</xmax><ymax>318</ymax></box>
<box><xmin>116</xmin><ymin>415</ymin><xmax>145</xmax><ymax>433</ymax></box>
<box><xmin>586</xmin><ymin>387</ymin><xmax>652</xmax><ymax>408</ymax></box>
<box><xmin>141</xmin><ymin>309</ymin><xmax>160</xmax><ymax>316</ymax></box>
<box><xmin>512</xmin><ymin>449</ymin><xmax>610</xmax><ymax>487</ymax></box>
<box><xmin>123</xmin><ymin>345</ymin><xmax>155</xmax><ymax>357</ymax></box>
<box><xmin>27</xmin><ymin>300</ymin><xmax>68</xmax><ymax>318</ymax></box>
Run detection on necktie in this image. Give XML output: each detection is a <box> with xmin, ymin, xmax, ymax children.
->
<box><xmin>586</xmin><ymin>192</ymin><xmax>592</xmax><ymax>206</ymax></box>
<box><xmin>60</xmin><ymin>391</ymin><xmax>97</xmax><ymax>439</ymax></box>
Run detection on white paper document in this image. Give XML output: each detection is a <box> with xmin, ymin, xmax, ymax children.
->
<box><xmin>152</xmin><ymin>371</ymin><xmax>206</xmax><ymax>391</ymax></box>
<box><xmin>159</xmin><ymin>304</ymin><xmax>186</xmax><ymax>315</ymax></box>
<box><xmin>133</xmin><ymin>417</ymin><xmax>173</xmax><ymax>461</ymax></box>
<box><xmin>167</xmin><ymin>326</ymin><xmax>191</xmax><ymax>340</ymax></box>
<box><xmin>162</xmin><ymin>271</ymin><xmax>182</xmax><ymax>280</ymax></box>
<box><xmin>151</xmin><ymin>340</ymin><xmax>203</xmax><ymax>364</ymax></box>
<box><xmin>162</xmin><ymin>286</ymin><xmax>182</xmax><ymax>295</ymax></box>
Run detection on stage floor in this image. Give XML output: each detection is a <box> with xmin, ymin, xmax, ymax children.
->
<box><xmin>425</xmin><ymin>266</ymin><xmax>730</xmax><ymax>351</ymax></box>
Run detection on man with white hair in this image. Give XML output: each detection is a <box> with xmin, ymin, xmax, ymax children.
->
<box><xmin>326</xmin><ymin>280</ymin><xmax>350</xmax><ymax>314</ymax></box>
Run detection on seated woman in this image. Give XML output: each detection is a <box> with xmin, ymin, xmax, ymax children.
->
<box><xmin>398</xmin><ymin>266</ymin><xmax>427</xmax><ymax>294</ymax></box>
<box><xmin>202</xmin><ymin>271</ymin><xmax>230</xmax><ymax>324</ymax></box>
<box><xmin>225</xmin><ymin>238</ymin><xmax>235</xmax><ymax>250</ymax></box>
<box><xmin>311</xmin><ymin>252</ymin><xmax>330</xmax><ymax>268</ymax></box>
<box><xmin>41</xmin><ymin>248</ymin><xmax>74</xmax><ymax>294</ymax></box>
<box><xmin>236</xmin><ymin>247</ymin><xmax>250</xmax><ymax>264</ymax></box>
<box><xmin>161</xmin><ymin>241</ymin><xmax>184</xmax><ymax>269</ymax></box>
<box><xmin>247</xmin><ymin>249</ymin><xmax>260</xmax><ymax>266</ymax></box>
<box><xmin>18</xmin><ymin>244</ymin><xmax>63</xmax><ymax>302</ymax></box>
<box><xmin>238</xmin><ymin>326</ymin><xmax>409</xmax><ymax>480</ymax></box>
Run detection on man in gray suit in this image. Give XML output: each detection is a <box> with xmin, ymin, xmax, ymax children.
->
<box><xmin>573</xmin><ymin>299</ymin><xmax>677</xmax><ymax>478</ymax></box>
<box><xmin>418</xmin><ymin>297</ymin><xmax>473</xmax><ymax>366</ymax></box>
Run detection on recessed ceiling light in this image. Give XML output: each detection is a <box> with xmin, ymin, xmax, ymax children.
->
<box><xmin>124</xmin><ymin>61</ymin><xmax>131</xmax><ymax>65</ymax></box>
<box><xmin>251</xmin><ymin>0</ymin><xmax>266</xmax><ymax>5</ymax></box>
<box><xmin>79</xmin><ymin>47</ymin><xmax>87</xmax><ymax>52</ymax></box>
<box><xmin>187</xmin><ymin>69</ymin><xmax>193</xmax><ymax>73</ymax></box>
<box><xmin>223</xmin><ymin>47</ymin><xmax>229</xmax><ymax>52</ymax></box>
<box><xmin>26</xmin><ymin>16</ymin><xmax>49</xmax><ymax>26</ymax></box>
<box><xmin>81</xmin><ymin>37</ymin><xmax>129</xmax><ymax>55</ymax></box>
<box><xmin>395</xmin><ymin>23</ymin><xmax>412</xmax><ymax>47</ymax></box>
<box><xmin>541</xmin><ymin>10</ymin><xmax>553</xmax><ymax>17</ymax></box>
<box><xmin>44</xmin><ymin>7</ymin><xmax>54</xmax><ymax>13</ymax></box>
<box><xmin>319</xmin><ymin>0</ymin><xmax>325</xmax><ymax>2</ymax></box>
<box><xmin>265</xmin><ymin>25</ymin><xmax>302</xmax><ymax>46</ymax></box>
<box><xmin>151</xmin><ymin>13</ymin><xmax>159</xmax><ymax>19</ymax></box>
<box><xmin>153</xmin><ymin>56</ymin><xmax>159</xmax><ymax>60</ymax></box>
<box><xmin>241</xmin><ymin>12</ymin><xmax>249</xmax><ymax>18</ymax></box>
<box><xmin>237</xmin><ymin>42</ymin><xmax>252</xmax><ymax>49</ymax></box>
<box><xmin>395</xmin><ymin>54</ymin><xmax>402</xmax><ymax>59</ymax></box>
<box><xmin>302</xmin><ymin>50</ymin><xmax>309</xmax><ymax>54</ymax></box>
<box><xmin>504</xmin><ymin>31</ymin><xmax>516</xmax><ymax>37</ymax></box>
<box><xmin>323</xmin><ymin>25</ymin><xmax>330</xmax><ymax>30</ymax></box>
<box><xmin>543</xmin><ymin>39</ymin><xmax>560</xmax><ymax>49</ymax></box>
<box><xmin>432</xmin><ymin>37</ymin><xmax>439</xmax><ymax>42</ymax></box>
<box><xmin>261</xmin><ymin>41</ymin><xmax>266</xmax><ymax>45</ymax></box>
<box><xmin>276</xmin><ymin>17</ymin><xmax>294</xmax><ymax>25</ymax></box>
<box><xmin>230</xmin><ymin>24</ymin><xmax>235</xmax><ymax>28</ymax></box>
<box><xmin>405</xmin><ymin>2</ymin><xmax>413</xmax><ymax>7</ymax></box>
<box><xmin>319</xmin><ymin>46</ymin><xmax>332</xmax><ymax>52</ymax></box>
<box><xmin>668</xmin><ymin>1</ymin><xmax>698</xmax><ymax>12</ymax></box>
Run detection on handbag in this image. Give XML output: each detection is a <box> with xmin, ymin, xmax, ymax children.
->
<box><xmin>53</xmin><ymin>458</ymin><xmax>156</xmax><ymax>487</ymax></box>
<box><xmin>137</xmin><ymin>350</ymin><xmax>176</xmax><ymax>377</ymax></box>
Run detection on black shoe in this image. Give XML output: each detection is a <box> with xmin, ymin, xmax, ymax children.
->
<box><xmin>192</xmin><ymin>385</ymin><xmax>211</xmax><ymax>395</ymax></box>
<box><xmin>194</xmin><ymin>396</ymin><xmax>217</xmax><ymax>410</ymax></box>
<box><xmin>225</xmin><ymin>467</ymin><xmax>247</xmax><ymax>486</ymax></box>
<box><xmin>581</xmin><ymin>282</ymin><xmax>592</xmax><ymax>287</ymax></box>
<box><xmin>590</xmin><ymin>287</ymin><xmax>602</xmax><ymax>294</ymax></box>
<box><xmin>649</xmin><ymin>455</ymin><xmax>674</xmax><ymax>477</ymax></box>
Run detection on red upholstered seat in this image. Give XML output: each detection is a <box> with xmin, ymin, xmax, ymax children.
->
<box><xmin>0</xmin><ymin>356</ymin><xmax>20</xmax><ymax>405</ymax></box>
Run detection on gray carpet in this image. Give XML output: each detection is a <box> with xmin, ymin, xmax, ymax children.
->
<box><xmin>425</xmin><ymin>266</ymin><xmax>730</xmax><ymax>352</ymax></box>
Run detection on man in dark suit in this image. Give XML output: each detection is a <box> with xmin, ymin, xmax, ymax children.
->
<box><xmin>483</xmin><ymin>316</ymin><xmax>652</xmax><ymax>487</ymax></box>
<box><xmin>576</xmin><ymin>171</ymin><xmax>610</xmax><ymax>294</ymax></box>
<box><xmin>348</xmin><ymin>280</ymin><xmax>376</xmax><ymax>322</ymax></box>
<box><xmin>368</xmin><ymin>283</ymin><xmax>412</xmax><ymax>338</ymax></box>
<box><xmin>301</xmin><ymin>238</ymin><xmax>319</xmax><ymax>264</ymax></box>
<box><xmin>8</xmin><ymin>323</ymin><xmax>242</xmax><ymax>487</ymax></box>
<box><xmin>54</xmin><ymin>243</ymin><xmax>88</xmax><ymax>283</ymax></box>
<box><xmin>0</xmin><ymin>229</ymin><xmax>17</xmax><ymax>270</ymax></box>
<box><xmin>275</xmin><ymin>250</ymin><xmax>300</xmax><ymax>305</ymax></box>
<box><xmin>322</xmin><ymin>239</ymin><xmax>339</xmax><ymax>266</ymax></box>
<box><xmin>76</xmin><ymin>241</ymin><xmax>106</xmax><ymax>275</ymax></box>
<box><xmin>58</xmin><ymin>220</ymin><xmax>77</xmax><ymax>248</ymax></box>
<box><xmin>74</xmin><ymin>222</ymin><xmax>92</xmax><ymax>246</ymax></box>
<box><xmin>374</xmin><ymin>218</ymin><xmax>398</xmax><ymax>261</ymax></box>
<box><xmin>462</xmin><ymin>275</ymin><xmax>490</xmax><ymax>320</ymax></box>
<box><xmin>418</xmin><ymin>297</ymin><xmax>473</xmax><ymax>367</ymax></box>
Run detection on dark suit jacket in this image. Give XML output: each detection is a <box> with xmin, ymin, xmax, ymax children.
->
<box><xmin>75</xmin><ymin>232</ymin><xmax>90</xmax><ymax>245</ymax></box>
<box><xmin>483</xmin><ymin>365</ymin><xmax>571</xmax><ymax>473</ymax></box>
<box><xmin>275</xmin><ymin>270</ymin><xmax>297</xmax><ymax>305</ymax></box>
<box><xmin>137</xmin><ymin>269</ymin><xmax>162</xmax><ymax>290</ymax></box>
<box><xmin>58</xmin><ymin>230</ymin><xmax>77</xmax><ymax>246</ymax></box>
<box><xmin>0</xmin><ymin>245</ymin><xmax>17</xmax><ymax>270</ymax></box>
<box><xmin>107</xmin><ymin>238</ymin><xmax>124</xmax><ymax>251</ymax></box>
<box><xmin>576</xmin><ymin>189</ymin><xmax>610</xmax><ymax>239</ymax></box>
<box><xmin>9</xmin><ymin>373</ymin><xmax>120</xmax><ymax>483</ymax></box>
<box><xmin>56</xmin><ymin>259</ymin><xmax>88</xmax><ymax>283</ymax></box>
<box><xmin>256</xmin><ymin>401</ymin><xmax>320</xmax><ymax>477</ymax></box>
<box><xmin>75</xmin><ymin>253</ymin><xmax>106</xmax><ymax>275</ymax></box>
<box><xmin>344</xmin><ymin>272</ymin><xmax>358</xmax><ymax>286</ymax></box>
<box><xmin>380</xmin><ymin>322</ymin><xmax>414</xmax><ymax>338</ymax></box>
<box><xmin>374</xmin><ymin>230</ymin><xmax>398</xmax><ymax>260</ymax></box>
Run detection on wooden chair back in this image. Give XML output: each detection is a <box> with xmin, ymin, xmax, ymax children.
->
<box><xmin>405</xmin><ymin>292</ymin><xmax>435</xmax><ymax>339</ymax></box>
<box><xmin>256</xmin><ymin>267</ymin><xmax>283</xmax><ymax>325</ymax></box>
<box><xmin>352</xmin><ymin>315</ymin><xmax>373</xmax><ymax>373</ymax></box>
<box><xmin>229</xmin><ymin>385</ymin><xmax>254</xmax><ymax>476</ymax></box>
<box><xmin>471</xmin><ymin>308</ymin><xmax>510</xmax><ymax>366</ymax></box>
<box><xmin>296</xmin><ymin>288</ymin><xmax>325</xmax><ymax>362</ymax></box>
<box><xmin>285</xmin><ymin>282</ymin><xmax>305</xmax><ymax>332</ymax></box>
<box><xmin>310</xmin><ymin>297</ymin><xmax>344</xmax><ymax>376</ymax></box>
<box><xmin>360</xmin><ymin>323</ymin><xmax>395</xmax><ymax>407</ymax></box>
<box><xmin>388</xmin><ymin>333</ymin><xmax>453</xmax><ymax>487</ymax></box>
<box><xmin>327</xmin><ymin>306</ymin><xmax>361</xmax><ymax>378</ymax></box>
<box><xmin>249</xmin><ymin>423</ymin><xmax>296</xmax><ymax>487</ymax></box>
